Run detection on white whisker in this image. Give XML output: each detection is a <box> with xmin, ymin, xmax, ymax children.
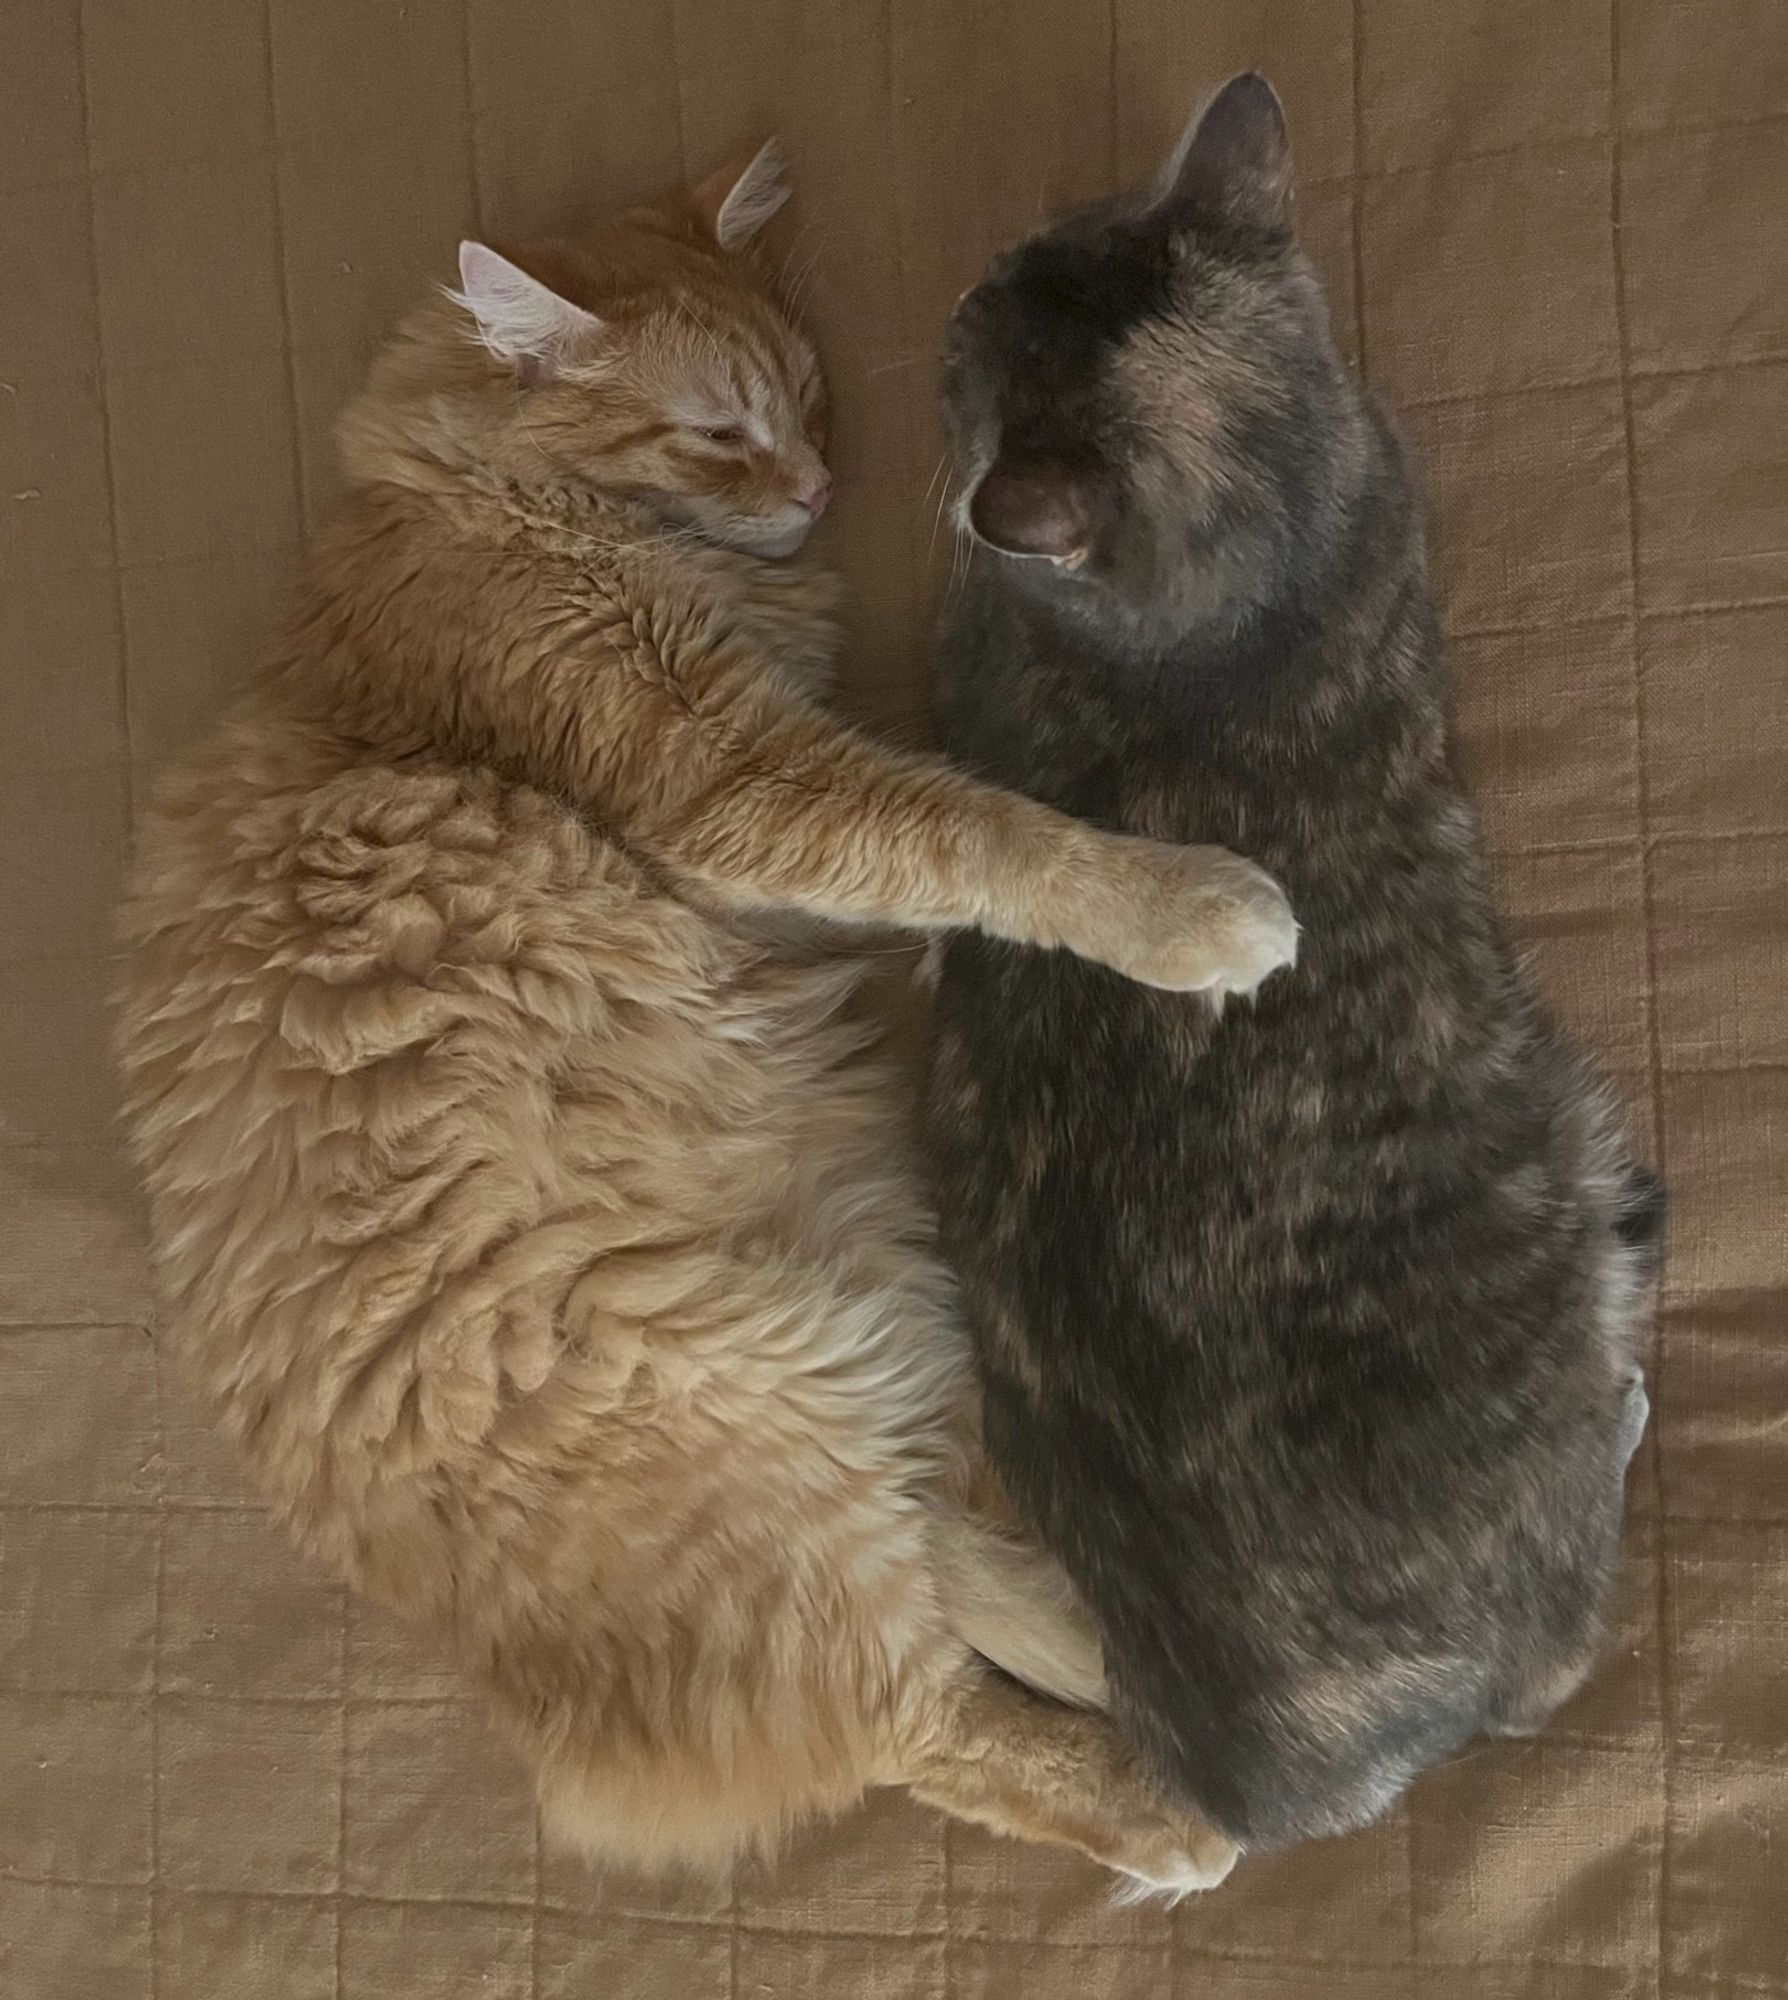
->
<box><xmin>778</xmin><ymin>224</ymin><xmax>833</xmax><ymax>315</ymax></box>
<box><xmin>927</xmin><ymin>457</ymin><xmax>958</xmax><ymax>563</ymax></box>
<box><xmin>946</xmin><ymin>517</ymin><xmax>972</xmax><ymax>605</ymax></box>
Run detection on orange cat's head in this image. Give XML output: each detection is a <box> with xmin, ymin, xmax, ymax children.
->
<box><xmin>343</xmin><ymin>143</ymin><xmax>831</xmax><ymax>558</ymax></box>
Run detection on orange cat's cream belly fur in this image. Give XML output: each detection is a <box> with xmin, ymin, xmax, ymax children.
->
<box><xmin>121</xmin><ymin>724</ymin><xmax>965</xmax><ymax>1866</ymax></box>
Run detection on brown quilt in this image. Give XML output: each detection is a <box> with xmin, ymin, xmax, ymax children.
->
<box><xmin>3</xmin><ymin>3</ymin><xmax>1784</xmax><ymax>1995</ymax></box>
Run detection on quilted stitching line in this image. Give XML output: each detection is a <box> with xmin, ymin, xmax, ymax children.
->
<box><xmin>0</xmin><ymin>1871</ymin><xmax>1676</xmax><ymax>1970</ymax></box>
<box><xmin>258</xmin><ymin>0</ymin><xmax>307</xmax><ymax>543</ymax></box>
<box><xmin>1392</xmin><ymin>349</ymin><xmax>1788</xmax><ymax>421</ymax></box>
<box><xmin>1349</xmin><ymin>0</ymin><xmax>1371</xmax><ymax>379</ymax></box>
<box><xmin>69</xmin><ymin>0</ymin><xmax>135</xmax><ymax>837</ymax></box>
<box><xmin>1609</xmin><ymin>12</ymin><xmax>1680</xmax><ymax>2000</ymax></box>
<box><xmin>333</xmin><ymin>1583</ymin><xmax>349</xmax><ymax>2000</ymax></box>
<box><xmin>457</xmin><ymin>0</ymin><xmax>486</xmax><ymax>245</ymax></box>
<box><xmin>147</xmin><ymin>1334</ymin><xmax>167</xmax><ymax>1999</ymax></box>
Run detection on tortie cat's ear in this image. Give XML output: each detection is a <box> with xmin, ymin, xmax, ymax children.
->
<box><xmin>968</xmin><ymin>462</ymin><xmax>1091</xmax><ymax>567</ymax></box>
<box><xmin>451</xmin><ymin>242</ymin><xmax>602</xmax><ymax>383</ymax></box>
<box><xmin>1157</xmin><ymin>71</ymin><xmax>1293</xmax><ymax>231</ymax></box>
<box><xmin>690</xmin><ymin>138</ymin><xmax>792</xmax><ymax>250</ymax></box>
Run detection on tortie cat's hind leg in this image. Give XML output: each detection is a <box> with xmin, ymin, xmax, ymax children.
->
<box><xmin>895</xmin><ymin>1670</ymin><xmax>1239</xmax><ymax>1898</ymax></box>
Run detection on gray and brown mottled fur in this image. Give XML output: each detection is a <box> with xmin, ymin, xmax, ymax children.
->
<box><xmin>926</xmin><ymin>75</ymin><xmax>1660</xmax><ymax>1849</ymax></box>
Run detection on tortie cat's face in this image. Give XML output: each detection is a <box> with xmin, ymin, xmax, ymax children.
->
<box><xmin>449</xmin><ymin>142</ymin><xmax>831</xmax><ymax>557</ymax></box>
<box><xmin>943</xmin><ymin>75</ymin><xmax>1348</xmax><ymax>619</ymax></box>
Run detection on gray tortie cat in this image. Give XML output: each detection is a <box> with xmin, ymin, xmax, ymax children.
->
<box><xmin>926</xmin><ymin>73</ymin><xmax>1660</xmax><ymax>1848</ymax></box>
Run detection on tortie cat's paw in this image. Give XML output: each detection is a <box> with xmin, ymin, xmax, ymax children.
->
<box><xmin>1086</xmin><ymin>839</ymin><xmax>1298</xmax><ymax>996</ymax></box>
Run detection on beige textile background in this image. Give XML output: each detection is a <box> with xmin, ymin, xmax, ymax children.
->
<box><xmin>3</xmin><ymin>2</ymin><xmax>1786</xmax><ymax>1996</ymax></box>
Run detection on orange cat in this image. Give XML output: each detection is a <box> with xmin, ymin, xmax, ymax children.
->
<box><xmin>112</xmin><ymin>143</ymin><xmax>1291</xmax><ymax>1889</ymax></box>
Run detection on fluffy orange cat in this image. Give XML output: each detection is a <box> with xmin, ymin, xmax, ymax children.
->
<box><xmin>112</xmin><ymin>143</ymin><xmax>1292</xmax><ymax>1890</ymax></box>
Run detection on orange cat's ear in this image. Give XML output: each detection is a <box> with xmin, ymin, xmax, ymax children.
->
<box><xmin>690</xmin><ymin>138</ymin><xmax>792</xmax><ymax>250</ymax></box>
<box><xmin>449</xmin><ymin>241</ymin><xmax>602</xmax><ymax>382</ymax></box>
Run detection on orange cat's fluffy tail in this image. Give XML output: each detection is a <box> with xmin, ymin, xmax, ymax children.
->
<box><xmin>931</xmin><ymin>1514</ymin><xmax>1108</xmax><ymax>1710</ymax></box>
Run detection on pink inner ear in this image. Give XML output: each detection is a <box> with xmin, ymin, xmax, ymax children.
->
<box><xmin>969</xmin><ymin>466</ymin><xmax>1088</xmax><ymax>560</ymax></box>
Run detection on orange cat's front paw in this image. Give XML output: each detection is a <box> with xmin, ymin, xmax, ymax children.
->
<box><xmin>1082</xmin><ymin>841</ymin><xmax>1298</xmax><ymax>997</ymax></box>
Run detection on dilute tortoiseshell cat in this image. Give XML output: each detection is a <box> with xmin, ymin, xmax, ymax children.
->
<box><xmin>112</xmin><ymin>143</ymin><xmax>1294</xmax><ymax>1888</ymax></box>
<box><xmin>928</xmin><ymin>76</ymin><xmax>1660</xmax><ymax>1848</ymax></box>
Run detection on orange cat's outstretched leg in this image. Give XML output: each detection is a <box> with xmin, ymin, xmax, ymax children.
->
<box><xmin>894</xmin><ymin>1668</ymin><xmax>1239</xmax><ymax>1897</ymax></box>
<box><xmin>633</xmin><ymin>704</ymin><xmax>1297</xmax><ymax>999</ymax></box>
<box><xmin>340</xmin><ymin>547</ymin><xmax>1297</xmax><ymax>1000</ymax></box>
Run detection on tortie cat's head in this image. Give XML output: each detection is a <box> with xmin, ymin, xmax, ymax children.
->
<box><xmin>343</xmin><ymin>143</ymin><xmax>831</xmax><ymax>558</ymax></box>
<box><xmin>944</xmin><ymin>74</ymin><xmax>1365</xmax><ymax>629</ymax></box>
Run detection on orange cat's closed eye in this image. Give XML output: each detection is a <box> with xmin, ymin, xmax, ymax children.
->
<box><xmin>431</xmin><ymin>139</ymin><xmax>830</xmax><ymax>559</ymax></box>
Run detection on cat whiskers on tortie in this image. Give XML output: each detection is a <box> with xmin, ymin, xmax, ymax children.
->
<box><xmin>921</xmin><ymin>447</ymin><xmax>953</xmax><ymax>553</ymax></box>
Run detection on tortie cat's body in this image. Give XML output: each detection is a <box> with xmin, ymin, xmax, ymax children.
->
<box><xmin>929</xmin><ymin>78</ymin><xmax>1660</xmax><ymax>1848</ymax></box>
<box><xmin>114</xmin><ymin>149</ymin><xmax>1290</xmax><ymax>1886</ymax></box>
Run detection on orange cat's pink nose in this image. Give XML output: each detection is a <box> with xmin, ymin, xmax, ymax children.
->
<box><xmin>793</xmin><ymin>472</ymin><xmax>831</xmax><ymax>516</ymax></box>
